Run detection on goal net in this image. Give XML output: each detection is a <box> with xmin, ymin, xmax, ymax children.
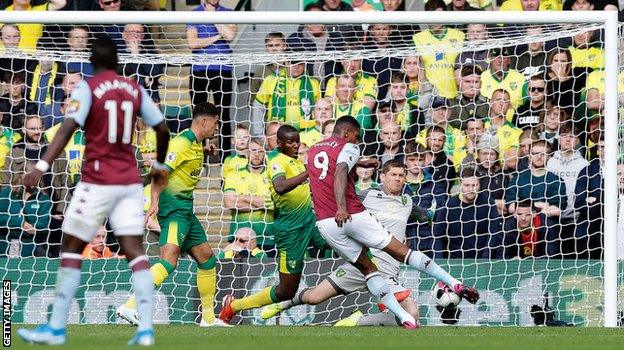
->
<box><xmin>0</xmin><ymin>11</ymin><xmax>621</xmax><ymax>327</ymax></box>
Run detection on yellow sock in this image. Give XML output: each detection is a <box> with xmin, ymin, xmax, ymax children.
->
<box><xmin>197</xmin><ymin>268</ymin><xmax>216</xmax><ymax>323</ymax></box>
<box><xmin>124</xmin><ymin>261</ymin><xmax>173</xmax><ymax>309</ymax></box>
<box><xmin>231</xmin><ymin>286</ymin><xmax>277</xmax><ymax>312</ymax></box>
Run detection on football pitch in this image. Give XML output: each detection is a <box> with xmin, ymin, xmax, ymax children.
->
<box><xmin>9</xmin><ymin>325</ymin><xmax>624</xmax><ymax>350</ymax></box>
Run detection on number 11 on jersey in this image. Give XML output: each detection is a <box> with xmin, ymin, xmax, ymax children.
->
<box><xmin>104</xmin><ymin>100</ymin><xmax>133</xmax><ymax>144</ymax></box>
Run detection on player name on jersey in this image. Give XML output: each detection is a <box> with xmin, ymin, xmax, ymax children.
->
<box><xmin>92</xmin><ymin>79</ymin><xmax>139</xmax><ymax>99</ymax></box>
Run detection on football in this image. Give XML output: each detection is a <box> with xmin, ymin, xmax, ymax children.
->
<box><xmin>433</xmin><ymin>281</ymin><xmax>462</xmax><ymax>308</ymax></box>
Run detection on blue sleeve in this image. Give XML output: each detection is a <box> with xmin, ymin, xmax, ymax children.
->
<box><xmin>65</xmin><ymin>80</ymin><xmax>92</xmax><ymax>127</ymax></box>
<box><xmin>551</xmin><ymin>175</ymin><xmax>567</xmax><ymax>209</ymax></box>
<box><xmin>574</xmin><ymin>167</ymin><xmax>588</xmax><ymax>210</ymax></box>
<box><xmin>487</xmin><ymin>206</ymin><xmax>503</xmax><ymax>259</ymax></box>
<box><xmin>505</xmin><ymin>174</ymin><xmax>518</xmax><ymax>205</ymax></box>
<box><xmin>139</xmin><ymin>86</ymin><xmax>165</xmax><ymax>127</ymax></box>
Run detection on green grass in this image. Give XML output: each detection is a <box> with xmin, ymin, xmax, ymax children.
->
<box><xmin>10</xmin><ymin>325</ymin><xmax>624</xmax><ymax>350</ymax></box>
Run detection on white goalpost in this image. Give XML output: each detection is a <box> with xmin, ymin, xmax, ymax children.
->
<box><xmin>0</xmin><ymin>10</ymin><xmax>619</xmax><ymax>327</ymax></box>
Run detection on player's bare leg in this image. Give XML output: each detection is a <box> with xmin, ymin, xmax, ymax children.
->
<box><xmin>351</xmin><ymin>249</ymin><xmax>417</xmax><ymax>329</ymax></box>
<box><xmin>220</xmin><ymin>272</ymin><xmax>301</xmax><ymax>324</ymax></box>
<box><xmin>261</xmin><ymin>279</ymin><xmax>339</xmax><ymax>319</ymax></box>
<box><xmin>118</xmin><ymin>243</ymin><xmax>180</xmax><ymax>325</ymax></box>
<box><xmin>382</xmin><ymin>237</ymin><xmax>480</xmax><ymax>304</ymax></box>
<box><xmin>187</xmin><ymin>243</ymin><xmax>227</xmax><ymax>327</ymax></box>
<box><xmin>18</xmin><ymin>234</ymin><xmax>88</xmax><ymax>345</ymax></box>
<box><xmin>117</xmin><ymin>235</ymin><xmax>155</xmax><ymax>346</ymax></box>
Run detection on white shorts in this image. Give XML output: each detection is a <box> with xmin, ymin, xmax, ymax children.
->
<box><xmin>63</xmin><ymin>182</ymin><xmax>145</xmax><ymax>242</ymax></box>
<box><xmin>316</xmin><ymin>211</ymin><xmax>392</xmax><ymax>263</ymax></box>
<box><xmin>327</xmin><ymin>261</ymin><xmax>407</xmax><ymax>295</ymax></box>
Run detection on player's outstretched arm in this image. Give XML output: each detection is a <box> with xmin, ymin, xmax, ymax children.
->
<box><xmin>272</xmin><ymin>172</ymin><xmax>308</xmax><ymax>195</ymax></box>
<box><xmin>334</xmin><ymin>163</ymin><xmax>351</xmax><ymax>227</ymax></box>
<box><xmin>22</xmin><ymin>119</ymin><xmax>79</xmax><ymax>188</ymax></box>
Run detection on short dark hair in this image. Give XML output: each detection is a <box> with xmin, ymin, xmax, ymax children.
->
<box><xmin>90</xmin><ymin>35</ymin><xmax>118</xmax><ymax>70</ymax></box>
<box><xmin>321</xmin><ymin>119</ymin><xmax>335</xmax><ymax>134</ymax></box>
<box><xmin>390</xmin><ymin>71</ymin><xmax>406</xmax><ymax>84</ymax></box>
<box><xmin>460</xmin><ymin>167</ymin><xmax>477</xmax><ymax>179</ymax></box>
<box><xmin>460</xmin><ymin>65</ymin><xmax>483</xmax><ymax>78</ymax></box>
<box><xmin>192</xmin><ymin>102</ymin><xmax>220</xmax><ymax>119</ymax></box>
<box><xmin>558</xmin><ymin>121</ymin><xmax>576</xmax><ymax>137</ymax></box>
<box><xmin>425</xmin><ymin>0</ymin><xmax>446</xmax><ymax>11</ymax></box>
<box><xmin>304</xmin><ymin>2</ymin><xmax>323</xmax><ymax>11</ymax></box>
<box><xmin>516</xmin><ymin>199</ymin><xmax>534</xmax><ymax>209</ymax></box>
<box><xmin>405</xmin><ymin>141</ymin><xmax>431</xmax><ymax>157</ymax></box>
<box><xmin>382</xmin><ymin>159</ymin><xmax>405</xmax><ymax>174</ymax></box>
<box><xmin>531</xmin><ymin>139</ymin><xmax>552</xmax><ymax>153</ymax></box>
<box><xmin>334</xmin><ymin>116</ymin><xmax>360</xmax><ymax>133</ymax></box>
<box><xmin>265</xmin><ymin>31</ymin><xmax>285</xmax><ymax>43</ymax></box>
<box><xmin>277</xmin><ymin>124</ymin><xmax>298</xmax><ymax>140</ymax></box>
<box><xmin>426</xmin><ymin>125</ymin><xmax>446</xmax><ymax>138</ymax></box>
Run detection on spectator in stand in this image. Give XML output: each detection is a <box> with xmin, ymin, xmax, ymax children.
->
<box><xmin>250</xmin><ymin>32</ymin><xmax>286</xmax><ymax>103</ymax></box>
<box><xmin>325</xmin><ymin>58</ymin><xmax>377</xmax><ymax>111</ymax></box>
<box><xmin>218</xmin><ymin>227</ymin><xmax>267</xmax><ymax>259</ymax></box>
<box><xmin>62</xmin><ymin>26</ymin><xmax>94</xmax><ymax>77</ymax></box>
<box><xmin>352</xmin><ymin>0</ymin><xmax>377</xmax><ymax>11</ymax></box>
<box><xmin>5</xmin><ymin>116</ymin><xmax>68</xmax><ymax>202</ymax></box>
<box><xmin>321</xmin><ymin>119</ymin><xmax>335</xmax><ymax>138</ymax></box>
<box><xmin>0</xmin><ymin>72</ymin><xmax>31</xmax><ymax>130</ymax></box>
<box><xmin>413</xmin><ymin>0</ymin><xmax>465</xmax><ymax>100</ymax></box>
<box><xmin>317</xmin><ymin>0</ymin><xmax>352</xmax><ymax>11</ymax></box>
<box><xmin>121</xmin><ymin>24</ymin><xmax>164</xmax><ymax>103</ymax></box>
<box><xmin>518</xmin><ymin>128</ymin><xmax>539</xmax><ymax>171</ymax></box>
<box><xmin>288</xmin><ymin>3</ymin><xmax>341</xmax><ymax>82</ymax></box>
<box><xmin>422</xmin><ymin>125</ymin><xmax>457</xmax><ymax>194</ymax></box>
<box><xmin>416</xmin><ymin>97</ymin><xmax>467</xmax><ymax>167</ymax></box>
<box><xmin>503</xmin><ymin>199</ymin><xmax>559</xmax><ymax>259</ymax></box>
<box><xmin>463</xmin><ymin>118</ymin><xmax>486</xmax><ymax>159</ymax></box>
<box><xmin>265</xmin><ymin>121</ymin><xmax>280</xmax><ymax>152</ymax></box>
<box><xmin>455</xmin><ymin>24</ymin><xmax>489</xmax><ymax>78</ymax></box>
<box><xmin>515</xmin><ymin>76</ymin><xmax>548</xmax><ymax>130</ymax></box>
<box><xmin>384</xmin><ymin>71</ymin><xmax>421</xmax><ymax>138</ymax></box>
<box><xmin>222</xmin><ymin>124</ymin><xmax>250</xmax><ymax>178</ymax></box>
<box><xmin>503</xmin><ymin>146</ymin><xmax>520</xmax><ymax>177</ymax></box>
<box><xmin>447</xmin><ymin>0</ymin><xmax>481</xmax><ymax>10</ymax></box>
<box><xmin>0</xmin><ymin>113</ymin><xmax>21</xmax><ymax>172</ymax></box>
<box><xmin>3</xmin><ymin>0</ymin><xmax>67</xmax><ymax>52</ymax></box>
<box><xmin>539</xmin><ymin>100</ymin><xmax>569</xmax><ymax>150</ymax></box>
<box><xmin>380</xmin><ymin>0</ymin><xmax>419</xmax><ymax>47</ymax></box>
<box><xmin>449</xmin><ymin>65</ymin><xmax>489</xmax><ymax>129</ymax></box>
<box><xmin>187</xmin><ymin>0</ymin><xmax>237</xmax><ymax>154</ymax></box>
<box><xmin>28</xmin><ymin>59</ymin><xmax>59</xmax><ymax>121</ymax></box>
<box><xmin>300</xmin><ymin>97</ymin><xmax>333</xmax><ymax>147</ymax></box>
<box><xmin>512</xmin><ymin>26</ymin><xmax>548</xmax><ymax>79</ymax></box>
<box><xmin>331</xmin><ymin>74</ymin><xmax>374</xmax><ymax>140</ymax></box>
<box><xmin>223</xmin><ymin>138</ymin><xmax>275</xmax><ymax>252</ymax></box>
<box><xmin>401</xmin><ymin>55</ymin><xmax>422</xmax><ymax>102</ymax></box>
<box><xmin>253</xmin><ymin>56</ymin><xmax>321</xmax><ymax>131</ymax></box>
<box><xmin>0</xmin><ymin>160</ymin><xmax>52</xmax><ymax>257</ymax></box>
<box><xmin>133</xmin><ymin>117</ymin><xmax>156</xmax><ymax>169</ymax></box>
<box><xmin>545</xmin><ymin>48</ymin><xmax>580</xmax><ymax>113</ymax></box>
<box><xmin>481</xmin><ymin>47</ymin><xmax>528</xmax><ymax>109</ymax></box>
<box><xmin>500</xmin><ymin>0</ymin><xmax>562</xmax><ymax>11</ymax></box>
<box><xmin>373</xmin><ymin>122</ymin><xmax>403</xmax><ymax>166</ymax></box>
<box><xmin>473</xmin><ymin>134</ymin><xmax>506</xmax><ymax>215</ymax></box>
<box><xmin>355</xmin><ymin>155</ymin><xmax>379</xmax><ymax>192</ymax></box>
<box><xmin>82</xmin><ymin>225</ymin><xmax>118</xmax><ymax>259</ymax></box>
<box><xmin>0</xmin><ymin>25</ymin><xmax>31</xmax><ymax>79</ymax></box>
<box><xmin>434</xmin><ymin>168</ymin><xmax>502</xmax><ymax>259</ymax></box>
<box><xmin>404</xmin><ymin>142</ymin><xmax>444</xmax><ymax>256</ymax></box>
<box><xmin>484</xmin><ymin>89</ymin><xmax>522</xmax><ymax>160</ymax></box>
<box><xmin>40</xmin><ymin>70</ymin><xmax>82</xmax><ymax>128</ymax></box>
<box><xmin>546</xmin><ymin>122</ymin><xmax>588</xmax><ymax>256</ymax></box>
<box><xmin>569</xmin><ymin>29</ymin><xmax>604</xmax><ymax>84</ymax></box>
<box><xmin>362</xmin><ymin>24</ymin><xmax>402</xmax><ymax>100</ymax></box>
<box><xmin>316</xmin><ymin>0</ymin><xmax>363</xmax><ymax>66</ymax></box>
<box><xmin>506</xmin><ymin>139</ymin><xmax>567</xmax><ymax>218</ymax></box>
<box><xmin>574</xmin><ymin>135</ymin><xmax>603</xmax><ymax>258</ymax></box>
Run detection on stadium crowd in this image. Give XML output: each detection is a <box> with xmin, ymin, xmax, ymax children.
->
<box><xmin>0</xmin><ymin>0</ymin><xmax>620</xmax><ymax>261</ymax></box>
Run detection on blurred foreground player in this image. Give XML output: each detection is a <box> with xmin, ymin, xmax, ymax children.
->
<box><xmin>18</xmin><ymin>36</ymin><xmax>170</xmax><ymax>346</ymax></box>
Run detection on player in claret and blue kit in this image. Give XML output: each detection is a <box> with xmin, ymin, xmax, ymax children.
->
<box><xmin>18</xmin><ymin>36</ymin><xmax>170</xmax><ymax>346</ymax></box>
<box><xmin>304</xmin><ymin>116</ymin><xmax>480</xmax><ymax>328</ymax></box>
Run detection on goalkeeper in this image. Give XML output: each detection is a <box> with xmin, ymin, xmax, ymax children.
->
<box><xmin>117</xmin><ymin>102</ymin><xmax>227</xmax><ymax>327</ymax></box>
<box><xmin>261</xmin><ymin>160</ymin><xmax>464</xmax><ymax>327</ymax></box>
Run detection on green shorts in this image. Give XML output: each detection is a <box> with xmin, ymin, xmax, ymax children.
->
<box><xmin>159</xmin><ymin>211</ymin><xmax>208</xmax><ymax>253</ymax></box>
<box><xmin>274</xmin><ymin>222</ymin><xmax>326</xmax><ymax>275</ymax></box>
